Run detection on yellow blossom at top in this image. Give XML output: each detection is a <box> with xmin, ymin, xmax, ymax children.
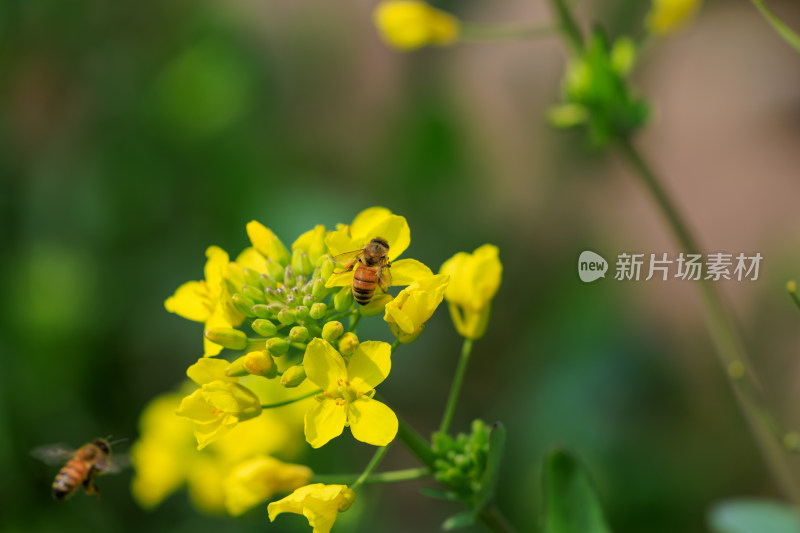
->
<box><xmin>246</xmin><ymin>221</ymin><xmax>291</xmax><ymax>265</ymax></box>
<box><xmin>268</xmin><ymin>483</ymin><xmax>356</xmax><ymax>533</ymax></box>
<box><xmin>439</xmin><ymin>244</ymin><xmax>502</xmax><ymax>340</ymax></box>
<box><xmin>303</xmin><ymin>338</ymin><xmax>398</xmax><ymax>448</ymax></box>
<box><xmin>224</xmin><ymin>455</ymin><xmax>312</xmax><ymax>516</ymax></box>
<box><xmin>165</xmin><ymin>246</ymin><xmax>244</xmax><ymax>357</ymax></box>
<box><xmin>384</xmin><ymin>273</ymin><xmax>449</xmax><ymax>344</ymax></box>
<box><xmin>646</xmin><ymin>0</ymin><xmax>702</xmax><ymax>36</ymax></box>
<box><xmin>374</xmin><ymin>1</ymin><xmax>459</xmax><ymax>50</ymax></box>
<box><xmin>325</xmin><ymin>207</ymin><xmax>432</xmax><ymax>289</ymax></box>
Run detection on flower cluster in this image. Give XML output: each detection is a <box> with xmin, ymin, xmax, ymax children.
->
<box><xmin>133</xmin><ymin>207</ymin><xmax>503</xmax><ymax>532</ymax></box>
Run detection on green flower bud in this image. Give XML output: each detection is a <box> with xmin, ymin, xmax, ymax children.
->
<box><xmin>205</xmin><ymin>327</ymin><xmax>248</xmax><ymax>351</ymax></box>
<box><xmin>302</xmin><ymin>294</ymin><xmax>315</xmax><ymax>306</ymax></box>
<box><xmin>294</xmin><ymin>306</ymin><xmax>309</xmax><ymax>321</ymax></box>
<box><xmin>277</xmin><ymin>308</ymin><xmax>296</xmax><ymax>326</ymax></box>
<box><xmin>243</xmin><ymin>350</ymin><xmax>277</xmax><ymax>378</ymax></box>
<box><xmin>283</xmin><ymin>265</ymin><xmax>295</xmax><ymax>287</ymax></box>
<box><xmin>242</xmin><ymin>267</ymin><xmax>262</xmax><ymax>287</ymax></box>
<box><xmin>309</xmin><ymin>302</ymin><xmax>327</xmax><ymax>320</ymax></box>
<box><xmin>359</xmin><ymin>294</ymin><xmax>393</xmax><ymax>317</ymax></box>
<box><xmin>338</xmin><ymin>332</ymin><xmax>359</xmax><ymax>356</ymax></box>
<box><xmin>251</xmin><ymin>319</ymin><xmax>278</xmax><ymax>337</ymax></box>
<box><xmin>225</xmin><ymin>355</ymin><xmax>250</xmax><ymax>377</ymax></box>
<box><xmin>260</xmin><ymin>273</ymin><xmax>277</xmax><ymax>289</ymax></box>
<box><xmin>241</xmin><ymin>284</ymin><xmax>265</xmax><ymax>304</ymax></box>
<box><xmin>280</xmin><ymin>365</ymin><xmax>307</xmax><ymax>387</ymax></box>
<box><xmin>292</xmin><ymin>249</ymin><xmax>314</xmax><ymax>277</ymax></box>
<box><xmin>266</xmin><ymin>337</ymin><xmax>290</xmax><ymax>356</ymax></box>
<box><xmin>321</xmin><ymin>257</ymin><xmax>335</xmax><ymax>281</ymax></box>
<box><xmin>232</xmin><ymin>294</ymin><xmax>257</xmax><ymax>317</ymax></box>
<box><xmin>251</xmin><ymin>304</ymin><xmax>272</xmax><ymax>319</ymax></box>
<box><xmin>334</xmin><ymin>286</ymin><xmax>353</xmax><ymax>312</ymax></box>
<box><xmin>266</xmin><ymin>258</ymin><xmax>284</xmax><ymax>281</ymax></box>
<box><xmin>312</xmin><ymin>277</ymin><xmax>327</xmax><ymax>300</ymax></box>
<box><xmin>322</xmin><ymin>321</ymin><xmax>344</xmax><ymax>342</ymax></box>
<box><xmin>289</xmin><ymin>326</ymin><xmax>309</xmax><ymax>343</ymax></box>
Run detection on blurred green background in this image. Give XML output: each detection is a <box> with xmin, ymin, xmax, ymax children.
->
<box><xmin>3</xmin><ymin>0</ymin><xmax>800</xmax><ymax>531</ymax></box>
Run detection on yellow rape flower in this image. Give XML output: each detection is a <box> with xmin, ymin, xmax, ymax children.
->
<box><xmin>439</xmin><ymin>244</ymin><xmax>502</xmax><ymax>340</ymax></box>
<box><xmin>646</xmin><ymin>0</ymin><xmax>702</xmax><ymax>36</ymax></box>
<box><xmin>246</xmin><ymin>220</ymin><xmax>291</xmax><ymax>265</ymax></box>
<box><xmin>374</xmin><ymin>1</ymin><xmax>459</xmax><ymax>50</ymax></box>
<box><xmin>165</xmin><ymin>246</ymin><xmax>244</xmax><ymax>357</ymax></box>
<box><xmin>177</xmin><ymin>364</ymin><xmax>263</xmax><ymax>450</ymax></box>
<box><xmin>303</xmin><ymin>338</ymin><xmax>398</xmax><ymax>448</ymax></box>
<box><xmin>325</xmin><ymin>207</ymin><xmax>432</xmax><ymax>289</ymax></box>
<box><xmin>384</xmin><ymin>273</ymin><xmax>449</xmax><ymax>343</ymax></box>
<box><xmin>268</xmin><ymin>484</ymin><xmax>356</xmax><ymax>533</ymax></box>
<box><xmin>224</xmin><ymin>455</ymin><xmax>312</xmax><ymax>516</ymax></box>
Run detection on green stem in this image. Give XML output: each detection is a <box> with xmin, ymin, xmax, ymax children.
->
<box><xmin>311</xmin><ymin>467</ymin><xmax>431</xmax><ymax>486</ymax></box>
<box><xmin>351</xmin><ymin>445</ymin><xmax>391</xmax><ymax>490</ymax></box>
<box><xmin>391</xmin><ymin>339</ymin><xmax>401</xmax><ymax>353</ymax></box>
<box><xmin>460</xmin><ymin>24</ymin><xmax>556</xmax><ymax>43</ymax></box>
<box><xmin>260</xmin><ymin>389</ymin><xmax>321</xmax><ymax>409</ymax></box>
<box><xmin>478</xmin><ymin>504</ymin><xmax>518</xmax><ymax>533</ymax></box>
<box><xmin>546</xmin><ymin>0</ymin><xmax>584</xmax><ymax>54</ymax></box>
<box><xmin>348</xmin><ymin>312</ymin><xmax>362</xmax><ymax>333</ymax></box>
<box><xmin>617</xmin><ymin>136</ymin><xmax>800</xmax><ymax>504</ymax></box>
<box><xmin>439</xmin><ymin>339</ymin><xmax>474</xmax><ymax>435</ymax></box>
<box><xmin>750</xmin><ymin>0</ymin><xmax>800</xmax><ymax>53</ymax></box>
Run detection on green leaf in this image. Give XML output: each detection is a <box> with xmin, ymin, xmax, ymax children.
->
<box><xmin>542</xmin><ymin>448</ymin><xmax>612</xmax><ymax>533</ymax></box>
<box><xmin>473</xmin><ymin>421</ymin><xmax>506</xmax><ymax>514</ymax></box>
<box><xmin>708</xmin><ymin>499</ymin><xmax>800</xmax><ymax>533</ymax></box>
<box><xmin>442</xmin><ymin>511</ymin><xmax>477</xmax><ymax>530</ymax></box>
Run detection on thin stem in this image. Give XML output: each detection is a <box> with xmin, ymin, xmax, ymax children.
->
<box><xmin>391</xmin><ymin>339</ymin><xmax>401</xmax><ymax>353</ymax></box>
<box><xmin>311</xmin><ymin>467</ymin><xmax>431</xmax><ymax>486</ymax></box>
<box><xmin>478</xmin><ymin>504</ymin><xmax>518</xmax><ymax>533</ymax></box>
<box><xmin>260</xmin><ymin>389</ymin><xmax>321</xmax><ymax>409</ymax></box>
<box><xmin>348</xmin><ymin>312</ymin><xmax>362</xmax><ymax>333</ymax></box>
<box><xmin>460</xmin><ymin>24</ymin><xmax>556</xmax><ymax>43</ymax></box>
<box><xmin>351</xmin><ymin>445</ymin><xmax>391</xmax><ymax>491</ymax></box>
<box><xmin>546</xmin><ymin>0</ymin><xmax>583</xmax><ymax>54</ymax></box>
<box><xmin>750</xmin><ymin>0</ymin><xmax>800</xmax><ymax>53</ymax></box>
<box><xmin>439</xmin><ymin>339</ymin><xmax>474</xmax><ymax>435</ymax></box>
<box><xmin>617</xmin><ymin>136</ymin><xmax>800</xmax><ymax>504</ymax></box>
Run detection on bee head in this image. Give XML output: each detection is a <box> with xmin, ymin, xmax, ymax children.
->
<box><xmin>369</xmin><ymin>237</ymin><xmax>389</xmax><ymax>252</ymax></box>
<box><xmin>94</xmin><ymin>439</ymin><xmax>111</xmax><ymax>455</ymax></box>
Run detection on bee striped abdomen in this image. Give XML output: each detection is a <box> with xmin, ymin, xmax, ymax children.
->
<box><xmin>352</xmin><ymin>264</ymin><xmax>378</xmax><ymax>305</ymax></box>
<box><xmin>53</xmin><ymin>460</ymin><xmax>88</xmax><ymax>500</ymax></box>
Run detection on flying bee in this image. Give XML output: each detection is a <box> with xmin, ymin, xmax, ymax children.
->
<box><xmin>32</xmin><ymin>438</ymin><xmax>126</xmax><ymax>500</ymax></box>
<box><xmin>335</xmin><ymin>237</ymin><xmax>392</xmax><ymax>305</ymax></box>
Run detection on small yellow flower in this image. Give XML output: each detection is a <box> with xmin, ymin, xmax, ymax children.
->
<box><xmin>439</xmin><ymin>244</ymin><xmax>502</xmax><ymax>340</ymax></box>
<box><xmin>246</xmin><ymin>221</ymin><xmax>290</xmax><ymax>265</ymax></box>
<box><xmin>384</xmin><ymin>274</ymin><xmax>449</xmax><ymax>343</ymax></box>
<box><xmin>165</xmin><ymin>246</ymin><xmax>244</xmax><ymax>357</ymax></box>
<box><xmin>176</xmin><ymin>380</ymin><xmax>262</xmax><ymax>450</ymax></box>
<box><xmin>224</xmin><ymin>456</ymin><xmax>312</xmax><ymax>516</ymax></box>
<box><xmin>374</xmin><ymin>1</ymin><xmax>459</xmax><ymax>50</ymax></box>
<box><xmin>292</xmin><ymin>224</ymin><xmax>329</xmax><ymax>265</ymax></box>
<box><xmin>303</xmin><ymin>338</ymin><xmax>398</xmax><ymax>448</ymax></box>
<box><xmin>646</xmin><ymin>0</ymin><xmax>702</xmax><ymax>36</ymax></box>
<box><xmin>268</xmin><ymin>484</ymin><xmax>356</xmax><ymax>533</ymax></box>
<box><xmin>325</xmin><ymin>207</ymin><xmax>432</xmax><ymax>289</ymax></box>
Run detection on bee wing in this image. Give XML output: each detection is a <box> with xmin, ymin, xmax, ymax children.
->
<box><xmin>31</xmin><ymin>444</ymin><xmax>76</xmax><ymax>465</ymax></box>
<box><xmin>102</xmin><ymin>453</ymin><xmax>131</xmax><ymax>474</ymax></box>
<box><xmin>333</xmin><ymin>249</ymin><xmax>362</xmax><ymax>265</ymax></box>
<box><xmin>378</xmin><ymin>264</ymin><xmax>392</xmax><ymax>289</ymax></box>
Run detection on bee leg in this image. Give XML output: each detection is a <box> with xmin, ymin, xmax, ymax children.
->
<box><xmin>82</xmin><ymin>471</ymin><xmax>100</xmax><ymax>497</ymax></box>
<box><xmin>333</xmin><ymin>259</ymin><xmax>358</xmax><ymax>276</ymax></box>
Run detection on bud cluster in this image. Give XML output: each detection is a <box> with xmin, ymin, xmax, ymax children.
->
<box><xmin>431</xmin><ymin>420</ymin><xmax>492</xmax><ymax>499</ymax></box>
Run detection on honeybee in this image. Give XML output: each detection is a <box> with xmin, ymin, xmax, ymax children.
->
<box><xmin>335</xmin><ymin>237</ymin><xmax>392</xmax><ymax>305</ymax></box>
<box><xmin>32</xmin><ymin>438</ymin><xmax>125</xmax><ymax>500</ymax></box>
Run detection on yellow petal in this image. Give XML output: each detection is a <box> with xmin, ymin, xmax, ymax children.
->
<box><xmin>304</xmin><ymin>399</ymin><xmax>346</xmax><ymax>448</ymax></box>
<box><xmin>164</xmin><ymin>281</ymin><xmax>212</xmax><ymax>323</ymax></box>
<box><xmin>187</xmin><ymin>357</ymin><xmax>234</xmax><ymax>385</ymax></box>
<box><xmin>347</xmin><ymin>398</ymin><xmax>398</xmax><ymax>446</ymax></box>
<box><xmin>324</xmin><ymin>230</ymin><xmax>361</xmax><ymax>260</ymax></box>
<box><xmin>203</xmin><ymin>305</ymin><xmax>231</xmax><ymax>357</ymax></box>
<box><xmin>373</xmin><ymin>1</ymin><xmax>459</xmax><ymax>50</ymax></box>
<box><xmin>224</xmin><ymin>456</ymin><xmax>312</xmax><ymax>516</ymax></box>
<box><xmin>346</xmin><ymin>341</ymin><xmax>392</xmax><ymax>390</ymax></box>
<box><xmin>365</xmin><ymin>214</ymin><xmax>410</xmax><ymax>261</ymax></box>
<box><xmin>293</xmin><ymin>225</ymin><xmax>328</xmax><ymax>264</ymax></box>
<box><xmin>235</xmin><ymin>247</ymin><xmax>267</xmax><ymax>272</ymax></box>
<box><xmin>324</xmin><ymin>269</ymin><xmax>354</xmax><ymax>288</ymax></box>
<box><xmin>350</xmin><ymin>207</ymin><xmax>392</xmax><ymax>239</ymax></box>
<box><xmin>389</xmin><ymin>258</ymin><xmax>433</xmax><ymax>286</ymax></box>
<box><xmin>204</xmin><ymin>246</ymin><xmax>229</xmax><ymax>295</ymax></box>
<box><xmin>246</xmin><ymin>221</ymin><xmax>290</xmax><ymax>264</ymax></box>
<box><xmin>385</xmin><ymin>305</ymin><xmax>416</xmax><ymax>334</ymax></box>
<box><xmin>268</xmin><ymin>484</ymin><xmax>352</xmax><ymax>533</ymax></box>
<box><xmin>303</xmin><ymin>338</ymin><xmax>347</xmax><ymax>391</ymax></box>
